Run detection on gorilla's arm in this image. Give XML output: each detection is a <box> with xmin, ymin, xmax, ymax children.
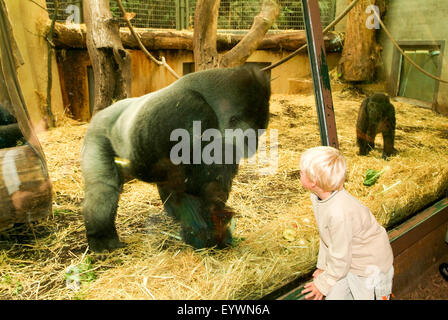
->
<box><xmin>0</xmin><ymin>123</ymin><xmax>23</xmax><ymax>148</ymax></box>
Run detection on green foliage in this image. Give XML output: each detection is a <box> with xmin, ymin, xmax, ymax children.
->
<box><xmin>2</xmin><ymin>274</ymin><xmax>12</xmax><ymax>285</ymax></box>
<box><xmin>77</xmin><ymin>256</ymin><xmax>97</xmax><ymax>282</ymax></box>
<box><xmin>13</xmin><ymin>282</ymin><xmax>23</xmax><ymax>295</ymax></box>
<box><xmin>217</xmin><ymin>0</ymin><xmax>334</xmax><ymax>30</ymax></box>
<box><xmin>1</xmin><ymin>274</ymin><xmax>23</xmax><ymax>296</ymax></box>
<box><xmin>231</xmin><ymin>236</ymin><xmax>246</xmax><ymax>246</ymax></box>
<box><xmin>65</xmin><ymin>256</ymin><xmax>97</xmax><ymax>290</ymax></box>
<box><xmin>218</xmin><ymin>0</ymin><xmax>261</xmax><ymax>29</ymax></box>
<box><xmin>363</xmin><ymin>169</ymin><xmax>385</xmax><ymax>186</ymax></box>
<box><xmin>53</xmin><ymin>208</ymin><xmax>74</xmax><ymax>216</ymax></box>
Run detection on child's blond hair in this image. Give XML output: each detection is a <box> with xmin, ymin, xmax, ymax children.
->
<box><xmin>300</xmin><ymin>146</ymin><xmax>347</xmax><ymax>191</ymax></box>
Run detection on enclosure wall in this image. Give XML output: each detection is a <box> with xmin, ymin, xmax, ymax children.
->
<box><xmin>58</xmin><ymin>48</ymin><xmax>341</xmax><ymax>121</ymax></box>
<box><xmin>4</xmin><ymin>0</ymin><xmax>64</xmax><ymax>125</ymax></box>
<box><xmin>334</xmin><ymin>0</ymin><xmax>348</xmax><ymax>33</ymax></box>
<box><xmin>378</xmin><ymin>0</ymin><xmax>448</xmax><ymax>115</ymax></box>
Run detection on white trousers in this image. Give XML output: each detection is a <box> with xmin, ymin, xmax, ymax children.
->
<box><xmin>325</xmin><ymin>266</ymin><xmax>394</xmax><ymax>300</ymax></box>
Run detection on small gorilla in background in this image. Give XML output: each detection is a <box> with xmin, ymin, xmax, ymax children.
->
<box><xmin>356</xmin><ymin>93</ymin><xmax>397</xmax><ymax>159</ymax></box>
<box><xmin>81</xmin><ymin>64</ymin><xmax>271</xmax><ymax>252</ymax></box>
<box><xmin>0</xmin><ymin>104</ymin><xmax>24</xmax><ymax>148</ymax></box>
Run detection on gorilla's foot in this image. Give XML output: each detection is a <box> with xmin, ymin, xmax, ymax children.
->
<box><xmin>87</xmin><ymin>235</ymin><xmax>126</xmax><ymax>253</ymax></box>
<box><xmin>357</xmin><ymin>143</ymin><xmax>371</xmax><ymax>156</ymax></box>
<box><xmin>382</xmin><ymin>148</ymin><xmax>398</xmax><ymax>160</ymax></box>
<box><xmin>359</xmin><ymin>150</ymin><xmax>369</xmax><ymax>156</ymax></box>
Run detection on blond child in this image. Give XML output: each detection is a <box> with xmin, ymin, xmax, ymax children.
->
<box><xmin>299</xmin><ymin>146</ymin><xmax>394</xmax><ymax>300</ymax></box>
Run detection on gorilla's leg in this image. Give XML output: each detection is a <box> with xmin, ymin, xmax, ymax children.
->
<box><xmin>364</xmin><ymin>125</ymin><xmax>377</xmax><ymax>154</ymax></box>
<box><xmin>82</xmin><ymin>133</ymin><xmax>125</xmax><ymax>252</ymax></box>
<box><xmin>381</xmin><ymin>118</ymin><xmax>397</xmax><ymax>159</ymax></box>
<box><xmin>356</xmin><ymin>100</ymin><xmax>371</xmax><ymax>156</ymax></box>
<box><xmin>357</xmin><ymin>131</ymin><xmax>370</xmax><ymax>156</ymax></box>
<box><xmin>382</xmin><ymin>131</ymin><xmax>396</xmax><ymax>159</ymax></box>
<box><xmin>382</xmin><ymin>111</ymin><xmax>397</xmax><ymax>159</ymax></box>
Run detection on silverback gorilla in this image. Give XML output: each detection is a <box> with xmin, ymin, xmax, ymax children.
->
<box><xmin>356</xmin><ymin>93</ymin><xmax>397</xmax><ymax>159</ymax></box>
<box><xmin>81</xmin><ymin>65</ymin><xmax>271</xmax><ymax>252</ymax></box>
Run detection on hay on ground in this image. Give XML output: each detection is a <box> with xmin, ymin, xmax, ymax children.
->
<box><xmin>0</xmin><ymin>91</ymin><xmax>447</xmax><ymax>300</ymax></box>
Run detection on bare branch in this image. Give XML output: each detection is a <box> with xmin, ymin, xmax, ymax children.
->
<box><xmin>219</xmin><ymin>0</ymin><xmax>280</xmax><ymax>68</ymax></box>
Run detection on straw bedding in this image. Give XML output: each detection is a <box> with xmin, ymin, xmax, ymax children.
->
<box><xmin>0</xmin><ymin>90</ymin><xmax>447</xmax><ymax>300</ymax></box>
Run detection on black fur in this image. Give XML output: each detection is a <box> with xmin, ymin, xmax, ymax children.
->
<box><xmin>81</xmin><ymin>65</ymin><xmax>271</xmax><ymax>252</ymax></box>
<box><xmin>0</xmin><ymin>105</ymin><xmax>23</xmax><ymax>149</ymax></box>
<box><xmin>356</xmin><ymin>93</ymin><xmax>397</xmax><ymax>159</ymax></box>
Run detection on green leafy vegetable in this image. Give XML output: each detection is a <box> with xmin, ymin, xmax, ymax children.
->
<box><xmin>364</xmin><ymin>169</ymin><xmax>385</xmax><ymax>186</ymax></box>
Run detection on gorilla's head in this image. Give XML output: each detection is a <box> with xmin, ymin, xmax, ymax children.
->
<box><xmin>368</xmin><ymin>93</ymin><xmax>391</xmax><ymax>106</ymax></box>
<box><xmin>215</xmin><ymin>65</ymin><xmax>271</xmax><ymax>160</ymax></box>
<box><xmin>226</xmin><ymin>64</ymin><xmax>271</xmax><ymax>131</ymax></box>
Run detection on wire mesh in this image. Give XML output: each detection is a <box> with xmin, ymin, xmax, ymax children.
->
<box><xmin>45</xmin><ymin>0</ymin><xmax>177</xmax><ymax>28</ymax></box>
<box><xmin>45</xmin><ymin>0</ymin><xmax>83</xmax><ymax>23</ymax></box>
<box><xmin>45</xmin><ymin>0</ymin><xmax>335</xmax><ymax>30</ymax></box>
<box><xmin>110</xmin><ymin>0</ymin><xmax>177</xmax><ymax>29</ymax></box>
<box><xmin>187</xmin><ymin>0</ymin><xmax>335</xmax><ymax>30</ymax></box>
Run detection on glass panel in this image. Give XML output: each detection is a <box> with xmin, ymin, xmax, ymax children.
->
<box><xmin>3</xmin><ymin>0</ymin><xmax>448</xmax><ymax>302</ymax></box>
<box><xmin>398</xmin><ymin>49</ymin><xmax>439</xmax><ymax>102</ymax></box>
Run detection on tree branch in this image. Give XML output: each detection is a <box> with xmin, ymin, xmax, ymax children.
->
<box><xmin>219</xmin><ymin>0</ymin><xmax>280</xmax><ymax>68</ymax></box>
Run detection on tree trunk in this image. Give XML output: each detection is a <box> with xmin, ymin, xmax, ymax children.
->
<box><xmin>338</xmin><ymin>0</ymin><xmax>384</xmax><ymax>82</ymax></box>
<box><xmin>193</xmin><ymin>0</ymin><xmax>280</xmax><ymax>71</ymax></box>
<box><xmin>193</xmin><ymin>0</ymin><xmax>221</xmax><ymax>71</ymax></box>
<box><xmin>83</xmin><ymin>0</ymin><xmax>131</xmax><ymax>115</ymax></box>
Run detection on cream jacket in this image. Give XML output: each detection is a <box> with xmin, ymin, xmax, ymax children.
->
<box><xmin>311</xmin><ymin>189</ymin><xmax>394</xmax><ymax>296</ymax></box>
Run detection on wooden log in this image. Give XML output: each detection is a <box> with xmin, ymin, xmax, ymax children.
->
<box><xmin>49</xmin><ymin>22</ymin><xmax>343</xmax><ymax>52</ymax></box>
<box><xmin>0</xmin><ymin>145</ymin><xmax>52</xmax><ymax>231</ymax></box>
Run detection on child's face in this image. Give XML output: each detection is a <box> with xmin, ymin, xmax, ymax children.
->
<box><xmin>300</xmin><ymin>170</ymin><xmax>316</xmax><ymax>191</ymax></box>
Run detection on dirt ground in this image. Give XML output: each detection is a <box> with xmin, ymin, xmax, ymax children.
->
<box><xmin>396</xmin><ymin>254</ymin><xmax>448</xmax><ymax>300</ymax></box>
